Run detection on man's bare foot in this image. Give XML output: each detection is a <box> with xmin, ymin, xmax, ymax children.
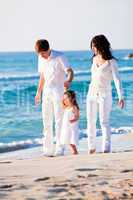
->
<box><xmin>103</xmin><ymin>150</ymin><xmax>110</xmax><ymax>153</ymax></box>
<box><xmin>89</xmin><ymin>149</ymin><xmax>96</xmax><ymax>154</ymax></box>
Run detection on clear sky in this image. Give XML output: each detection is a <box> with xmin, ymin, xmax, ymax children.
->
<box><xmin>0</xmin><ymin>0</ymin><xmax>132</xmax><ymax>51</ymax></box>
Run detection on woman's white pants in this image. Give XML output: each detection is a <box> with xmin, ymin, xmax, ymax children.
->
<box><xmin>42</xmin><ymin>90</ymin><xmax>63</xmax><ymax>154</ymax></box>
<box><xmin>87</xmin><ymin>93</ymin><xmax>112</xmax><ymax>152</ymax></box>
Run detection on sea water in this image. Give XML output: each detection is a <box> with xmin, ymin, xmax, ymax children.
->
<box><xmin>0</xmin><ymin>50</ymin><xmax>133</xmax><ymax>153</ymax></box>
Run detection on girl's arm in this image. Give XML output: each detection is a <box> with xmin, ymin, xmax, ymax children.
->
<box><xmin>70</xmin><ymin>106</ymin><xmax>80</xmax><ymax>123</ymax></box>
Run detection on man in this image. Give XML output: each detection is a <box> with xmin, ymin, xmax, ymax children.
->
<box><xmin>35</xmin><ymin>39</ymin><xmax>74</xmax><ymax>156</ymax></box>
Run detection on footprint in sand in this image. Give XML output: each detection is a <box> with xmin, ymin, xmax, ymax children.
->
<box><xmin>98</xmin><ymin>181</ymin><xmax>108</xmax><ymax>185</ymax></box>
<box><xmin>87</xmin><ymin>174</ymin><xmax>98</xmax><ymax>177</ymax></box>
<box><xmin>34</xmin><ymin>177</ymin><xmax>50</xmax><ymax>182</ymax></box>
<box><xmin>47</xmin><ymin>187</ymin><xmax>68</xmax><ymax>193</ymax></box>
<box><xmin>0</xmin><ymin>184</ymin><xmax>14</xmax><ymax>189</ymax></box>
<box><xmin>52</xmin><ymin>183</ymin><xmax>68</xmax><ymax>187</ymax></box>
<box><xmin>75</xmin><ymin>168</ymin><xmax>102</xmax><ymax>172</ymax></box>
<box><xmin>16</xmin><ymin>184</ymin><xmax>28</xmax><ymax>190</ymax></box>
<box><xmin>0</xmin><ymin>161</ymin><xmax>12</xmax><ymax>164</ymax></box>
<box><xmin>77</xmin><ymin>175</ymin><xmax>86</xmax><ymax>178</ymax></box>
<box><xmin>121</xmin><ymin>169</ymin><xmax>133</xmax><ymax>173</ymax></box>
<box><xmin>77</xmin><ymin>174</ymin><xmax>98</xmax><ymax>179</ymax></box>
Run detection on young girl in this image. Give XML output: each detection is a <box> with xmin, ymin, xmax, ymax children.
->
<box><xmin>60</xmin><ymin>90</ymin><xmax>80</xmax><ymax>155</ymax></box>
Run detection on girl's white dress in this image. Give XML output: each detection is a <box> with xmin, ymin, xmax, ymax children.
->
<box><xmin>60</xmin><ymin>107</ymin><xmax>79</xmax><ymax>145</ymax></box>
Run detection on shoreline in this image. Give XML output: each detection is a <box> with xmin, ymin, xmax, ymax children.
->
<box><xmin>0</xmin><ymin>131</ymin><xmax>133</xmax><ymax>160</ymax></box>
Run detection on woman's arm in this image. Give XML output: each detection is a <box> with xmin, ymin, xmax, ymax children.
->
<box><xmin>111</xmin><ymin>60</ymin><xmax>124</xmax><ymax>109</ymax></box>
<box><xmin>35</xmin><ymin>73</ymin><xmax>45</xmax><ymax>105</ymax></box>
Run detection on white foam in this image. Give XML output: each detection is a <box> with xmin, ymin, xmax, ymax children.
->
<box><xmin>0</xmin><ymin>127</ymin><xmax>132</xmax><ymax>154</ymax></box>
<box><xmin>0</xmin><ymin>138</ymin><xmax>43</xmax><ymax>153</ymax></box>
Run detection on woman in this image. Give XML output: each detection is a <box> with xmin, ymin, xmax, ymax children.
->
<box><xmin>87</xmin><ymin>35</ymin><xmax>124</xmax><ymax>154</ymax></box>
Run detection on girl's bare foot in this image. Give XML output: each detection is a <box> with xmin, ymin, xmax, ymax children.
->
<box><xmin>89</xmin><ymin>149</ymin><xmax>96</xmax><ymax>154</ymax></box>
<box><xmin>72</xmin><ymin>150</ymin><xmax>78</xmax><ymax>155</ymax></box>
<box><xmin>70</xmin><ymin>144</ymin><xmax>78</xmax><ymax>155</ymax></box>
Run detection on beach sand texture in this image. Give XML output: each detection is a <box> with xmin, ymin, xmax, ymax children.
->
<box><xmin>0</xmin><ymin>133</ymin><xmax>133</xmax><ymax>200</ymax></box>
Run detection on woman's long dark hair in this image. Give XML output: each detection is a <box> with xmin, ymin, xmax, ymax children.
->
<box><xmin>91</xmin><ymin>35</ymin><xmax>114</xmax><ymax>60</ymax></box>
<box><xmin>64</xmin><ymin>90</ymin><xmax>79</xmax><ymax>110</ymax></box>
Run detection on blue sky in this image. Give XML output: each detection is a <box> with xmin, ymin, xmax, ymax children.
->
<box><xmin>0</xmin><ymin>0</ymin><xmax>132</xmax><ymax>51</ymax></box>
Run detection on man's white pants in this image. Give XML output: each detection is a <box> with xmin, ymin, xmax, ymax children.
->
<box><xmin>87</xmin><ymin>93</ymin><xmax>112</xmax><ymax>152</ymax></box>
<box><xmin>42</xmin><ymin>89</ymin><xmax>63</xmax><ymax>154</ymax></box>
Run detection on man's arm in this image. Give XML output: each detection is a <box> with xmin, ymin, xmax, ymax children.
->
<box><xmin>35</xmin><ymin>73</ymin><xmax>45</xmax><ymax>105</ymax></box>
<box><xmin>64</xmin><ymin>68</ymin><xmax>74</xmax><ymax>89</ymax></box>
<box><xmin>66</xmin><ymin>68</ymin><xmax>74</xmax><ymax>82</ymax></box>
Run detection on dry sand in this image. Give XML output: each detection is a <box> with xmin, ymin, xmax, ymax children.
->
<box><xmin>0</xmin><ymin>133</ymin><xmax>133</xmax><ymax>200</ymax></box>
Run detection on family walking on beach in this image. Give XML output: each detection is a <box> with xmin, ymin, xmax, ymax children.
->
<box><xmin>35</xmin><ymin>35</ymin><xmax>124</xmax><ymax>156</ymax></box>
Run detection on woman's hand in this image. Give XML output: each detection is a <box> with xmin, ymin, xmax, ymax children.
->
<box><xmin>35</xmin><ymin>93</ymin><xmax>41</xmax><ymax>105</ymax></box>
<box><xmin>118</xmin><ymin>99</ymin><xmax>125</xmax><ymax>109</ymax></box>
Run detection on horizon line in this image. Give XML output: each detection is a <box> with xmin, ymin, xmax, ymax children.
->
<box><xmin>0</xmin><ymin>48</ymin><xmax>133</xmax><ymax>53</ymax></box>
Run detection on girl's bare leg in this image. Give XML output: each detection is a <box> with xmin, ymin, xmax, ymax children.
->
<box><xmin>70</xmin><ymin>144</ymin><xmax>78</xmax><ymax>155</ymax></box>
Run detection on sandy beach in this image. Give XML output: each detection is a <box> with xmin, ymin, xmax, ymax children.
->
<box><xmin>0</xmin><ymin>133</ymin><xmax>133</xmax><ymax>200</ymax></box>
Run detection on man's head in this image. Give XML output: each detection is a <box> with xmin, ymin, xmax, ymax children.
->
<box><xmin>35</xmin><ymin>39</ymin><xmax>50</xmax><ymax>59</ymax></box>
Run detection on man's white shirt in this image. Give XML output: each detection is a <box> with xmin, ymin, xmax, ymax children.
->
<box><xmin>38</xmin><ymin>50</ymin><xmax>70</xmax><ymax>91</ymax></box>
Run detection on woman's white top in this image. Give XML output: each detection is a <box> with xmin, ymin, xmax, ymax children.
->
<box><xmin>88</xmin><ymin>59</ymin><xmax>123</xmax><ymax>100</ymax></box>
<box><xmin>60</xmin><ymin>107</ymin><xmax>79</xmax><ymax>145</ymax></box>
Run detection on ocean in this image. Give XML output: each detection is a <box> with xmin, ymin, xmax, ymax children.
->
<box><xmin>0</xmin><ymin>50</ymin><xmax>133</xmax><ymax>154</ymax></box>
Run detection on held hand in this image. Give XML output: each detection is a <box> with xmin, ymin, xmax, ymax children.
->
<box><xmin>35</xmin><ymin>93</ymin><xmax>41</xmax><ymax>105</ymax></box>
<box><xmin>64</xmin><ymin>81</ymin><xmax>71</xmax><ymax>90</ymax></box>
<box><xmin>118</xmin><ymin>99</ymin><xmax>124</xmax><ymax>109</ymax></box>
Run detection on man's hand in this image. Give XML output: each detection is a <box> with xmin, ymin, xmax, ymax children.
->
<box><xmin>118</xmin><ymin>99</ymin><xmax>124</xmax><ymax>109</ymax></box>
<box><xmin>64</xmin><ymin>81</ymin><xmax>71</xmax><ymax>90</ymax></box>
<box><xmin>35</xmin><ymin>74</ymin><xmax>44</xmax><ymax>105</ymax></box>
<box><xmin>35</xmin><ymin>93</ymin><xmax>41</xmax><ymax>105</ymax></box>
<box><xmin>64</xmin><ymin>68</ymin><xmax>74</xmax><ymax>91</ymax></box>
